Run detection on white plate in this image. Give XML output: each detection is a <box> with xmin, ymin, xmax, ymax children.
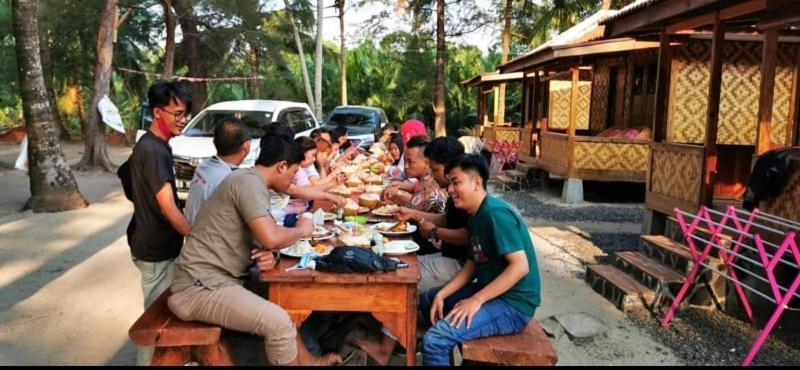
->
<box><xmin>280</xmin><ymin>241</ymin><xmax>334</xmax><ymax>258</ymax></box>
<box><xmin>323</xmin><ymin>212</ymin><xmax>338</xmax><ymax>221</ymax></box>
<box><xmin>300</xmin><ymin>232</ymin><xmax>335</xmax><ymax>241</ymax></box>
<box><xmin>369</xmin><ymin>222</ymin><xmax>417</xmax><ymax>236</ymax></box>
<box><xmin>371</xmin><ymin>206</ymin><xmax>398</xmax><ymax>217</ymax></box>
<box><xmin>382</xmin><ymin>240</ymin><xmax>420</xmax><ymax>256</ymax></box>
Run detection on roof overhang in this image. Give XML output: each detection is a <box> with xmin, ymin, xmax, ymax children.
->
<box><xmin>460</xmin><ymin>72</ymin><xmax>524</xmax><ymax>88</ymax></box>
<box><xmin>500</xmin><ymin>38</ymin><xmax>660</xmax><ymax>73</ymax></box>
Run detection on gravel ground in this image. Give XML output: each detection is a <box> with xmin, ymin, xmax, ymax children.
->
<box><xmin>493</xmin><ymin>184</ymin><xmax>800</xmax><ymax>365</ymax></box>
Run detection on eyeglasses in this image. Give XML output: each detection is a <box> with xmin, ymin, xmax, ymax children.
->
<box><xmin>158</xmin><ymin>107</ymin><xmax>190</xmax><ymax>121</ymax></box>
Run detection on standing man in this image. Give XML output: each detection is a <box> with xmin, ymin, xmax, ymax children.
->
<box><xmin>419</xmin><ymin>154</ymin><xmax>541</xmax><ymax>366</ymax></box>
<box><xmin>184</xmin><ymin>117</ymin><xmax>250</xmax><ymax>225</ymax></box>
<box><xmin>122</xmin><ymin>80</ymin><xmax>193</xmax><ymax>365</ymax></box>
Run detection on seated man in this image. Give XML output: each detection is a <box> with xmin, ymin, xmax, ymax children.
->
<box><xmin>384</xmin><ymin>135</ymin><xmax>446</xmax><ymax>214</ymax></box>
<box><xmin>167</xmin><ymin>134</ymin><xmax>342</xmax><ymax>366</ymax></box>
<box><xmin>419</xmin><ymin>154</ymin><xmax>541</xmax><ymax>366</ymax></box>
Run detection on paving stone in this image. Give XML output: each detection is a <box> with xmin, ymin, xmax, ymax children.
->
<box><xmin>555</xmin><ymin>312</ymin><xmax>608</xmax><ymax>344</ymax></box>
<box><xmin>539</xmin><ymin>316</ymin><xmax>564</xmax><ymax>340</ymax></box>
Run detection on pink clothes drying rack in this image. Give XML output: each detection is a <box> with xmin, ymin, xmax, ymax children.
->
<box><xmin>663</xmin><ymin>205</ymin><xmax>800</xmax><ymax>366</ymax></box>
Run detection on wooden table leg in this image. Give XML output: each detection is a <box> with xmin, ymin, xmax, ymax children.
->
<box><xmin>406</xmin><ymin>284</ymin><xmax>417</xmax><ymax>366</ymax></box>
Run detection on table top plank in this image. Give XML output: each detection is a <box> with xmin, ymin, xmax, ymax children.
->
<box><xmin>261</xmin><ymin>252</ymin><xmax>420</xmax><ymax>284</ymax></box>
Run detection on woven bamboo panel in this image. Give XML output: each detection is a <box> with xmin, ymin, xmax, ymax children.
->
<box><xmin>495</xmin><ymin>128</ymin><xmax>521</xmax><ymax>142</ymax></box>
<box><xmin>771</xmin><ymin>44</ymin><xmax>799</xmax><ymax>145</ymax></box>
<box><xmin>576</xmin><ymin>81</ymin><xmax>592</xmax><ymax>130</ymax></box>
<box><xmin>760</xmin><ymin>161</ymin><xmax>800</xmax><ymax>222</ymax></box>
<box><xmin>718</xmin><ymin>42</ymin><xmax>762</xmax><ymax>145</ymax></box>
<box><xmin>668</xmin><ymin>41</ymin><xmax>711</xmax><ymax>144</ymax></box>
<box><xmin>650</xmin><ymin>144</ymin><xmax>703</xmax><ymax>204</ymax></box>
<box><xmin>573</xmin><ymin>141</ymin><xmax>649</xmax><ymax>171</ymax></box>
<box><xmin>540</xmin><ymin>133</ymin><xmax>569</xmax><ymax>172</ymax></box>
<box><xmin>548</xmin><ymin>80</ymin><xmax>572</xmax><ymax>129</ymax></box>
<box><xmin>590</xmin><ymin>61</ymin><xmax>611</xmax><ymax>134</ymax></box>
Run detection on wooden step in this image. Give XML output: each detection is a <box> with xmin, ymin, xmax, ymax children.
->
<box><xmin>615</xmin><ymin>251</ymin><xmax>685</xmax><ymax>291</ymax></box>
<box><xmin>640</xmin><ymin>235</ymin><xmax>720</xmax><ymax>274</ymax></box>
<box><xmin>665</xmin><ymin>216</ymin><xmax>733</xmax><ymax>247</ymax></box>
<box><xmin>585</xmin><ymin>264</ymin><xmax>654</xmax><ymax>313</ymax></box>
<box><xmin>504</xmin><ymin>169</ymin><xmax>525</xmax><ymax>179</ymax></box>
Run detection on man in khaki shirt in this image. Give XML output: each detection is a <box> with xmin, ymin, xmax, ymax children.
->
<box><xmin>168</xmin><ymin>134</ymin><xmax>342</xmax><ymax>365</ymax></box>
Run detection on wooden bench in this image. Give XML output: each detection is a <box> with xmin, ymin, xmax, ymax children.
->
<box><xmin>128</xmin><ymin>290</ymin><xmax>233</xmax><ymax>366</ymax></box>
<box><xmin>461</xmin><ymin>319</ymin><xmax>558</xmax><ymax>366</ymax></box>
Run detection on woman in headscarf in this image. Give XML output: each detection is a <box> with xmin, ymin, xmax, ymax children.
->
<box><xmin>399</xmin><ymin>119</ymin><xmax>429</xmax><ymax>147</ymax></box>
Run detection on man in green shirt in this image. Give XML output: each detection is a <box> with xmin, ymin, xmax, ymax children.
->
<box><xmin>419</xmin><ymin>154</ymin><xmax>541</xmax><ymax>366</ymax></box>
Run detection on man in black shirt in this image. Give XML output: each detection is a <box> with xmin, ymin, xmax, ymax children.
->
<box><xmin>121</xmin><ymin>80</ymin><xmax>192</xmax><ymax>365</ymax></box>
<box><xmin>395</xmin><ymin>137</ymin><xmax>470</xmax><ymax>293</ymax></box>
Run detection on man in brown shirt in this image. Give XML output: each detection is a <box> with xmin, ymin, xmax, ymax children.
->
<box><xmin>168</xmin><ymin>134</ymin><xmax>342</xmax><ymax>365</ymax></box>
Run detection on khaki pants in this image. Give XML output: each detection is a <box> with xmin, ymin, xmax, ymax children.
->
<box><xmin>132</xmin><ymin>257</ymin><xmax>174</xmax><ymax>366</ymax></box>
<box><xmin>418</xmin><ymin>253</ymin><xmax>462</xmax><ymax>294</ymax></box>
<box><xmin>168</xmin><ymin>284</ymin><xmax>298</xmax><ymax>365</ymax></box>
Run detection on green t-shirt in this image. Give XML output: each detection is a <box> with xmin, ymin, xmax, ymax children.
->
<box><xmin>467</xmin><ymin>195</ymin><xmax>541</xmax><ymax>317</ymax></box>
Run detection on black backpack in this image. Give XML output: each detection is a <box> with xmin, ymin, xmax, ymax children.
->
<box><xmin>315</xmin><ymin>246</ymin><xmax>399</xmax><ymax>274</ymax></box>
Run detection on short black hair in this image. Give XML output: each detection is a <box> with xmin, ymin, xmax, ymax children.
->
<box><xmin>295</xmin><ymin>136</ymin><xmax>316</xmax><ymax>153</ymax></box>
<box><xmin>148</xmin><ymin>80</ymin><xmax>192</xmax><ymax>113</ymax></box>
<box><xmin>405</xmin><ymin>135</ymin><xmax>429</xmax><ymax>150</ymax></box>
<box><xmin>424</xmin><ymin>136</ymin><xmax>465</xmax><ymax>166</ymax></box>
<box><xmin>213</xmin><ymin>117</ymin><xmax>248</xmax><ymax>156</ymax></box>
<box><xmin>256</xmin><ymin>135</ymin><xmax>304</xmax><ymax>167</ymax></box>
<box><xmin>264</xmin><ymin>121</ymin><xmax>294</xmax><ymax>141</ymax></box>
<box><xmin>310</xmin><ymin>128</ymin><xmax>326</xmax><ymax>140</ymax></box>
<box><xmin>445</xmin><ymin>154</ymin><xmax>489</xmax><ymax>190</ymax></box>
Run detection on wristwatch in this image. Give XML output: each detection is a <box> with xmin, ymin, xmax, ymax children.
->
<box><xmin>428</xmin><ymin>224</ymin><xmax>440</xmax><ymax>246</ymax></box>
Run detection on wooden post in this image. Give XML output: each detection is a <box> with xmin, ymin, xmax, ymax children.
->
<box><xmin>755</xmin><ymin>28</ymin><xmax>778</xmax><ymax>155</ymax></box>
<box><xmin>700</xmin><ymin>13</ymin><xmax>724</xmax><ymax>207</ymax></box>
<box><xmin>652</xmin><ymin>31</ymin><xmax>672</xmax><ymax>142</ymax></box>
<box><xmin>522</xmin><ymin>75</ymin><xmax>531</xmax><ymax>128</ymax></box>
<box><xmin>476</xmin><ymin>85</ymin><xmax>484</xmax><ymax>128</ymax></box>
<box><xmin>568</xmin><ymin>67</ymin><xmax>579</xmax><ymax>138</ymax></box>
<box><xmin>493</xmin><ymin>85</ymin><xmax>501</xmax><ymax>124</ymax></box>
<box><xmin>532</xmin><ymin>73</ymin><xmax>540</xmax><ymax>129</ymax></box>
<box><xmin>789</xmin><ymin>45</ymin><xmax>800</xmax><ymax>146</ymax></box>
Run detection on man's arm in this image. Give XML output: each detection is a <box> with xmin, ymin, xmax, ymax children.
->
<box><xmin>394</xmin><ymin>206</ymin><xmax>446</xmax><ymax>226</ymax></box>
<box><xmin>155</xmin><ymin>183</ymin><xmax>191</xmax><ymax>236</ymax></box>
<box><xmin>436</xmin><ymin>227</ymin><xmax>470</xmax><ymax>246</ymax></box>
<box><xmin>248</xmin><ymin>214</ymin><xmax>313</xmax><ymax>250</ymax></box>
<box><xmin>286</xmin><ymin>186</ymin><xmax>346</xmax><ymax>206</ymax></box>
<box><xmin>429</xmin><ymin>260</ymin><xmax>476</xmax><ymax>324</ymax></box>
<box><xmin>445</xmin><ymin>251</ymin><xmax>529</xmax><ymax>329</ymax></box>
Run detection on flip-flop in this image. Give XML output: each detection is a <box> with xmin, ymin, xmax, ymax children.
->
<box><xmin>335</xmin><ymin>350</ymin><xmax>358</xmax><ymax>366</ymax></box>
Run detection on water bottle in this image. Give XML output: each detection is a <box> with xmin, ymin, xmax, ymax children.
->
<box><xmin>372</xmin><ymin>232</ymin><xmax>384</xmax><ymax>257</ymax></box>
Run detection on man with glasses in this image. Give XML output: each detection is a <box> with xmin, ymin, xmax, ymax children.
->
<box><xmin>123</xmin><ymin>80</ymin><xmax>193</xmax><ymax>365</ymax></box>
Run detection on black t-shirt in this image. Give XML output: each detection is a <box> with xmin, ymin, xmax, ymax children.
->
<box><xmin>414</xmin><ymin>197</ymin><xmax>470</xmax><ymax>263</ymax></box>
<box><xmin>125</xmin><ymin>131</ymin><xmax>183</xmax><ymax>262</ymax></box>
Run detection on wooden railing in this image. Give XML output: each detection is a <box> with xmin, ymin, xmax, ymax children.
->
<box><xmin>646</xmin><ymin>142</ymin><xmax>705</xmax><ymax>215</ymax></box>
<box><xmin>539</xmin><ymin>132</ymin><xmax>570</xmax><ymax>177</ymax></box>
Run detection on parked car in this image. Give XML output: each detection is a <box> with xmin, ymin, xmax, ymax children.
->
<box><xmin>322</xmin><ymin>105</ymin><xmax>389</xmax><ymax>148</ymax></box>
<box><xmin>136</xmin><ymin>99</ymin><xmax>319</xmax><ymax>199</ymax></box>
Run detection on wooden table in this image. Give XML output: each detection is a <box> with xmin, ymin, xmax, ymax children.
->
<box><xmin>260</xmin><ymin>253</ymin><xmax>420</xmax><ymax>366</ymax></box>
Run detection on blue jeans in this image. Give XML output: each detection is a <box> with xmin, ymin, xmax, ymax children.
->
<box><xmin>419</xmin><ymin>283</ymin><xmax>532</xmax><ymax>366</ymax></box>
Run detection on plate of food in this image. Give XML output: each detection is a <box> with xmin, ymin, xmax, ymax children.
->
<box><xmin>322</xmin><ymin>211</ymin><xmax>338</xmax><ymax>222</ymax></box>
<box><xmin>382</xmin><ymin>240</ymin><xmax>420</xmax><ymax>256</ymax></box>
<box><xmin>371</xmin><ymin>204</ymin><xmax>398</xmax><ymax>217</ymax></box>
<box><xmin>369</xmin><ymin>221</ymin><xmax>417</xmax><ymax>236</ymax></box>
<box><xmin>281</xmin><ymin>240</ymin><xmax>333</xmax><ymax>258</ymax></box>
<box><xmin>301</xmin><ymin>226</ymin><xmax>335</xmax><ymax>241</ymax></box>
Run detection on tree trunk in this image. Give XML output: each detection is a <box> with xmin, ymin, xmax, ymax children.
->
<box><xmin>497</xmin><ymin>0</ymin><xmax>513</xmax><ymax>125</ymax></box>
<box><xmin>11</xmin><ymin>0</ymin><xmax>88</xmax><ymax>212</ymax></box>
<box><xmin>161</xmin><ymin>0</ymin><xmax>175</xmax><ymax>80</ymax></box>
<box><xmin>173</xmin><ymin>0</ymin><xmax>207</xmax><ymax>115</ymax></box>
<box><xmin>314</xmin><ymin>0</ymin><xmax>324</xmax><ymax>117</ymax></box>
<box><xmin>283</xmin><ymin>0</ymin><xmax>315</xmax><ymax>108</ymax></box>
<box><xmin>76</xmin><ymin>0</ymin><xmax>117</xmax><ymax>172</ymax></box>
<box><xmin>337</xmin><ymin>0</ymin><xmax>347</xmax><ymax>106</ymax></box>
<box><xmin>433</xmin><ymin>0</ymin><xmax>446</xmax><ymax>137</ymax></box>
<box><xmin>248</xmin><ymin>40</ymin><xmax>260</xmax><ymax>98</ymax></box>
<box><xmin>75</xmin><ymin>80</ymin><xmax>87</xmax><ymax>139</ymax></box>
<box><xmin>38</xmin><ymin>27</ymin><xmax>71</xmax><ymax>141</ymax></box>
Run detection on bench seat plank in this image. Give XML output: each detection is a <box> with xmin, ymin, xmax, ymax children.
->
<box><xmin>461</xmin><ymin>319</ymin><xmax>558</xmax><ymax>365</ymax></box>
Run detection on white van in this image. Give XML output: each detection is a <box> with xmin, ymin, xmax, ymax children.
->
<box><xmin>137</xmin><ymin>99</ymin><xmax>319</xmax><ymax>198</ymax></box>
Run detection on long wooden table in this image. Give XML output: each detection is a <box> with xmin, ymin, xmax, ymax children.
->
<box><xmin>260</xmin><ymin>247</ymin><xmax>420</xmax><ymax>365</ymax></box>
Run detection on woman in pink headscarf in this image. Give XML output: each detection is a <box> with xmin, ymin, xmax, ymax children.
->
<box><xmin>399</xmin><ymin>119</ymin><xmax>429</xmax><ymax>146</ymax></box>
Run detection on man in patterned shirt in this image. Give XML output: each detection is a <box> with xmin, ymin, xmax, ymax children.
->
<box><xmin>384</xmin><ymin>135</ymin><xmax>447</xmax><ymax>214</ymax></box>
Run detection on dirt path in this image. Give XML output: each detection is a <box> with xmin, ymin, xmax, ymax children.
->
<box><xmin>0</xmin><ymin>141</ymin><xmax>680</xmax><ymax>365</ymax></box>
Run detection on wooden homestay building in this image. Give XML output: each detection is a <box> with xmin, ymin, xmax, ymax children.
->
<box><xmin>495</xmin><ymin>1</ymin><xmax>663</xmax><ymax>203</ymax></box>
<box><xmin>573</xmin><ymin>0</ymin><xmax>800</xmax><ymax>350</ymax></box>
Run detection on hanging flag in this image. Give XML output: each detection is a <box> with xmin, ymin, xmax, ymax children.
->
<box><xmin>14</xmin><ymin>135</ymin><xmax>28</xmax><ymax>172</ymax></box>
<box><xmin>98</xmin><ymin>95</ymin><xmax>126</xmax><ymax>134</ymax></box>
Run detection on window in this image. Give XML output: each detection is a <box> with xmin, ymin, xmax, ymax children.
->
<box><xmin>282</xmin><ymin>109</ymin><xmax>315</xmax><ymax>134</ymax></box>
<box><xmin>183</xmin><ymin>110</ymin><xmax>273</xmax><ymax>138</ymax></box>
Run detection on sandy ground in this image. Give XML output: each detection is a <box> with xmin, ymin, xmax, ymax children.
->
<box><xmin>0</xmin><ymin>141</ymin><xmax>681</xmax><ymax>365</ymax></box>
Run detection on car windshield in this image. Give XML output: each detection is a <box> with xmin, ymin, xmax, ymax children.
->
<box><xmin>183</xmin><ymin>110</ymin><xmax>273</xmax><ymax>138</ymax></box>
<box><xmin>328</xmin><ymin>112</ymin><xmax>377</xmax><ymax>127</ymax></box>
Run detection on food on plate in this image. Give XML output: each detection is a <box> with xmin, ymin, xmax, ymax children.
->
<box><xmin>362</xmin><ymin>174</ymin><xmax>383</xmax><ymax>185</ymax></box>
<box><xmin>345</xmin><ymin>177</ymin><xmax>363</xmax><ymax>188</ymax></box>
<box><xmin>364</xmin><ymin>184</ymin><xmax>384</xmax><ymax>197</ymax></box>
<box><xmin>330</xmin><ymin>184</ymin><xmax>352</xmax><ymax>196</ymax></box>
<box><xmin>341</xmin><ymin>165</ymin><xmax>359</xmax><ymax>175</ymax></box>
<box><xmin>312</xmin><ymin>226</ymin><xmax>329</xmax><ymax>238</ymax></box>
<box><xmin>377</xmin><ymin>221</ymin><xmax>408</xmax><ymax>232</ymax></box>
<box><xmin>312</xmin><ymin>242</ymin><xmax>330</xmax><ymax>254</ymax></box>
<box><xmin>337</xmin><ymin>223</ymin><xmax>373</xmax><ymax>247</ymax></box>
<box><xmin>358</xmin><ymin>192</ymin><xmax>381</xmax><ymax>209</ymax></box>
<box><xmin>343</xmin><ymin>199</ymin><xmax>360</xmax><ymax>217</ymax></box>
<box><xmin>323</xmin><ymin>211</ymin><xmax>338</xmax><ymax>221</ymax></box>
<box><xmin>372</xmin><ymin>204</ymin><xmax>398</xmax><ymax>216</ymax></box>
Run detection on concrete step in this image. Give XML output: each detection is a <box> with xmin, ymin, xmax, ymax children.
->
<box><xmin>585</xmin><ymin>264</ymin><xmax>654</xmax><ymax>313</ymax></box>
<box><xmin>614</xmin><ymin>251</ymin><xmax>685</xmax><ymax>291</ymax></box>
